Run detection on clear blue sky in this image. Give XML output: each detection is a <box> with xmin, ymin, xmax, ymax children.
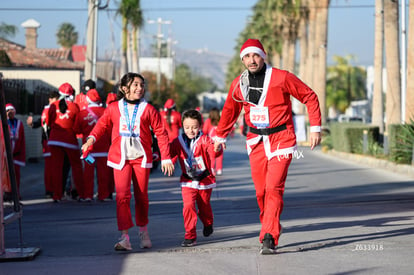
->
<box><xmin>0</xmin><ymin>0</ymin><xmax>390</xmax><ymax>66</ymax></box>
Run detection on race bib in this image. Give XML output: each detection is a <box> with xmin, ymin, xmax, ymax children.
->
<box><xmin>250</xmin><ymin>107</ymin><xmax>269</xmax><ymax>128</ymax></box>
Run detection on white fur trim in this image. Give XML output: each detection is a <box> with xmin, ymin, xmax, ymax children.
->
<box><xmin>240</xmin><ymin>46</ymin><xmax>266</xmax><ymax>60</ymax></box>
<box><xmin>310</xmin><ymin>126</ymin><xmax>321</xmax><ymax>132</ymax></box>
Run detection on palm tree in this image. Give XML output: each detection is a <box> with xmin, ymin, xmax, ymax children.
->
<box><xmin>56</xmin><ymin>23</ymin><xmax>78</xmax><ymax>49</ymax></box>
<box><xmin>384</xmin><ymin>0</ymin><xmax>401</xmax><ymax>127</ymax></box>
<box><xmin>0</xmin><ymin>22</ymin><xmax>17</xmax><ymax>39</ymax></box>
<box><xmin>128</xmin><ymin>0</ymin><xmax>143</xmax><ymax>73</ymax></box>
<box><xmin>312</xmin><ymin>0</ymin><xmax>330</xmax><ymax>124</ymax></box>
<box><xmin>372</xmin><ymin>0</ymin><xmax>385</xmax><ymax>133</ymax></box>
<box><xmin>406</xmin><ymin>0</ymin><xmax>414</xmax><ymax>121</ymax></box>
<box><xmin>117</xmin><ymin>0</ymin><xmax>137</xmax><ymax>77</ymax></box>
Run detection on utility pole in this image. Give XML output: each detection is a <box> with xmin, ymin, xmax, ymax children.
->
<box><xmin>401</xmin><ymin>0</ymin><xmax>407</xmax><ymax>123</ymax></box>
<box><xmin>84</xmin><ymin>0</ymin><xmax>99</xmax><ymax>82</ymax></box>
<box><xmin>148</xmin><ymin>18</ymin><xmax>171</xmax><ymax>99</ymax></box>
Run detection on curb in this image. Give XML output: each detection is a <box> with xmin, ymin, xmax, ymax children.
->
<box><xmin>318</xmin><ymin>149</ymin><xmax>414</xmax><ymax>178</ymax></box>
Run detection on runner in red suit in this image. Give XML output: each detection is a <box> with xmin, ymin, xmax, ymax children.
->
<box><xmin>74</xmin><ymin>89</ymin><xmax>114</xmax><ymax>202</ymax></box>
<box><xmin>5</xmin><ymin>103</ymin><xmax>25</xmax><ymax>198</ymax></box>
<box><xmin>213</xmin><ymin>39</ymin><xmax>322</xmax><ymax>254</ymax></box>
<box><xmin>160</xmin><ymin>99</ymin><xmax>182</xmax><ymax>142</ymax></box>
<box><xmin>81</xmin><ymin>73</ymin><xmax>174</xmax><ymax>251</ymax></box>
<box><xmin>47</xmin><ymin>83</ymin><xmax>84</xmax><ymax>202</ymax></box>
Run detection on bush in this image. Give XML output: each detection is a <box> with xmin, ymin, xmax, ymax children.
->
<box><xmin>330</xmin><ymin>122</ymin><xmax>380</xmax><ymax>154</ymax></box>
<box><xmin>388</xmin><ymin>121</ymin><xmax>414</xmax><ymax>164</ymax></box>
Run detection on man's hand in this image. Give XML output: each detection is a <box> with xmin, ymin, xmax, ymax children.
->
<box><xmin>310</xmin><ymin>132</ymin><xmax>321</xmax><ymax>150</ymax></box>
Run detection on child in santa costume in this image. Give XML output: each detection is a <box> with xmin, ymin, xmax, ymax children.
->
<box><xmin>81</xmin><ymin>73</ymin><xmax>174</xmax><ymax>251</ymax></box>
<box><xmin>170</xmin><ymin>109</ymin><xmax>222</xmax><ymax>247</ymax></box>
<box><xmin>160</xmin><ymin>98</ymin><xmax>182</xmax><ymax>142</ymax></box>
<box><xmin>47</xmin><ymin>82</ymin><xmax>84</xmax><ymax>202</ymax></box>
<box><xmin>74</xmin><ymin>89</ymin><xmax>114</xmax><ymax>202</ymax></box>
<box><xmin>213</xmin><ymin>39</ymin><xmax>322</xmax><ymax>254</ymax></box>
<box><xmin>5</xmin><ymin>103</ymin><xmax>25</xmax><ymax>199</ymax></box>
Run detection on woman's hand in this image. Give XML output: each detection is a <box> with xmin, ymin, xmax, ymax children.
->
<box><xmin>161</xmin><ymin>162</ymin><xmax>174</xmax><ymax>176</ymax></box>
<box><xmin>81</xmin><ymin>137</ymin><xmax>94</xmax><ymax>153</ymax></box>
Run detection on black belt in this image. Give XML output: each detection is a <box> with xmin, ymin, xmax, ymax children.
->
<box><xmin>183</xmin><ymin>169</ymin><xmax>210</xmax><ymax>181</ymax></box>
<box><xmin>249</xmin><ymin>124</ymin><xmax>287</xmax><ymax>135</ymax></box>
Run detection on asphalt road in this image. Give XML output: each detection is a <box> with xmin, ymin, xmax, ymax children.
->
<box><xmin>1</xmin><ymin>134</ymin><xmax>414</xmax><ymax>275</ymax></box>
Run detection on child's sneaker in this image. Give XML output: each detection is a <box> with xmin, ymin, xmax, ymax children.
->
<box><xmin>181</xmin><ymin>238</ymin><xmax>197</xmax><ymax>247</ymax></box>
<box><xmin>114</xmin><ymin>234</ymin><xmax>132</xmax><ymax>251</ymax></box>
<box><xmin>139</xmin><ymin>231</ymin><xmax>152</xmax><ymax>248</ymax></box>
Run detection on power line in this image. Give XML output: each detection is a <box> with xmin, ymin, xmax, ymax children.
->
<box><xmin>0</xmin><ymin>5</ymin><xmax>377</xmax><ymax>13</ymax></box>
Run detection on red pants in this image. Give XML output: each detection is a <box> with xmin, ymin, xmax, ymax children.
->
<box><xmin>113</xmin><ymin>158</ymin><xmax>150</xmax><ymax>231</ymax></box>
<box><xmin>82</xmin><ymin>157</ymin><xmax>114</xmax><ymax>200</ymax></box>
<box><xmin>181</xmin><ymin>187</ymin><xmax>213</xmax><ymax>239</ymax></box>
<box><xmin>44</xmin><ymin>156</ymin><xmax>53</xmax><ymax>193</ymax></box>
<box><xmin>50</xmin><ymin>146</ymin><xmax>84</xmax><ymax>201</ymax></box>
<box><xmin>248</xmin><ymin>141</ymin><xmax>292</xmax><ymax>245</ymax></box>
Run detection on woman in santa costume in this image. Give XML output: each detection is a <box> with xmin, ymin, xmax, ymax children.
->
<box><xmin>5</xmin><ymin>103</ymin><xmax>25</xmax><ymax>199</ymax></box>
<box><xmin>160</xmin><ymin>98</ymin><xmax>182</xmax><ymax>142</ymax></box>
<box><xmin>202</xmin><ymin>107</ymin><xmax>224</xmax><ymax>176</ymax></box>
<box><xmin>170</xmin><ymin>109</ymin><xmax>222</xmax><ymax>247</ymax></box>
<box><xmin>213</xmin><ymin>39</ymin><xmax>322</xmax><ymax>254</ymax></box>
<box><xmin>81</xmin><ymin>72</ymin><xmax>174</xmax><ymax>251</ymax></box>
<box><xmin>74</xmin><ymin>88</ymin><xmax>114</xmax><ymax>202</ymax></box>
<box><xmin>47</xmin><ymin>82</ymin><xmax>84</xmax><ymax>202</ymax></box>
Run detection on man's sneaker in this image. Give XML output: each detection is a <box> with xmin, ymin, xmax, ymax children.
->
<box><xmin>181</xmin><ymin>238</ymin><xmax>197</xmax><ymax>247</ymax></box>
<box><xmin>139</xmin><ymin>231</ymin><xmax>152</xmax><ymax>248</ymax></box>
<box><xmin>114</xmin><ymin>234</ymin><xmax>132</xmax><ymax>251</ymax></box>
<box><xmin>203</xmin><ymin>225</ymin><xmax>214</xmax><ymax>237</ymax></box>
<box><xmin>260</xmin><ymin>233</ymin><xmax>277</xmax><ymax>255</ymax></box>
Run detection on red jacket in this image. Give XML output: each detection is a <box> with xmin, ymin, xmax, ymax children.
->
<box><xmin>170</xmin><ymin>133</ymin><xmax>221</xmax><ymax>190</ymax></box>
<box><xmin>216</xmin><ymin>65</ymin><xmax>321</xmax><ymax>159</ymax></box>
<box><xmin>8</xmin><ymin>118</ymin><xmax>25</xmax><ymax>167</ymax></box>
<box><xmin>47</xmin><ymin>100</ymin><xmax>80</xmax><ymax>150</ymax></box>
<box><xmin>88</xmin><ymin>99</ymin><xmax>172</xmax><ymax>170</ymax></box>
<box><xmin>73</xmin><ymin>104</ymin><xmax>110</xmax><ymax>157</ymax></box>
<box><xmin>160</xmin><ymin>109</ymin><xmax>182</xmax><ymax>142</ymax></box>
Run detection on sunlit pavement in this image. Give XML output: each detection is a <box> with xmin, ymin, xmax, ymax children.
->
<box><xmin>2</xmin><ymin>134</ymin><xmax>414</xmax><ymax>275</ymax></box>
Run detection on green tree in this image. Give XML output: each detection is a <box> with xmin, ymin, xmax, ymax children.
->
<box><xmin>56</xmin><ymin>23</ymin><xmax>78</xmax><ymax>49</ymax></box>
<box><xmin>128</xmin><ymin>0</ymin><xmax>143</xmax><ymax>73</ymax></box>
<box><xmin>0</xmin><ymin>22</ymin><xmax>18</xmax><ymax>39</ymax></box>
<box><xmin>326</xmin><ymin>55</ymin><xmax>367</xmax><ymax>116</ymax></box>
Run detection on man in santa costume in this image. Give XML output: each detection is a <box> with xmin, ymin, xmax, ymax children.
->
<box><xmin>47</xmin><ymin>82</ymin><xmax>84</xmax><ymax>202</ymax></box>
<box><xmin>74</xmin><ymin>88</ymin><xmax>114</xmax><ymax>202</ymax></box>
<box><xmin>213</xmin><ymin>39</ymin><xmax>322</xmax><ymax>254</ymax></box>
<box><xmin>5</xmin><ymin>103</ymin><xmax>26</xmax><ymax>199</ymax></box>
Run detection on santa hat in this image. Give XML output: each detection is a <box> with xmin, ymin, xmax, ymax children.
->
<box><xmin>5</xmin><ymin>103</ymin><xmax>15</xmax><ymax>111</ymax></box>
<box><xmin>164</xmin><ymin>99</ymin><xmax>176</xmax><ymax>110</ymax></box>
<box><xmin>239</xmin><ymin>39</ymin><xmax>267</xmax><ymax>60</ymax></box>
<box><xmin>59</xmin><ymin>83</ymin><xmax>75</xmax><ymax>97</ymax></box>
<box><xmin>86</xmin><ymin>89</ymin><xmax>101</xmax><ymax>104</ymax></box>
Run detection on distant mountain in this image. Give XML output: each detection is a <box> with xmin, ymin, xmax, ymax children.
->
<box><xmin>174</xmin><ymin>47</ymin><xmax>232</xmax><ymax>90</ymax></box>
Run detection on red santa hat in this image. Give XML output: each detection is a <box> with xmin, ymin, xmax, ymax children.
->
<box><xmin>86</xmin><ymin>89</ymin><xmax>101</xmax><ymax>104</ymax></box>
<box><xmin>59</xmin><ymin>82</ymin><xmax>75</xmax><ymax>97</ymax></box>
<box><xmin>164</xmin><ymin>99</ymin><xmax>176</xmax><ymax>110</ymax></box>
<box><xmin>5</xmin><ymin>103</ymin><xmax>15</xmax><ymax>111</ymax></box>
<box><xmin>239</xmin><ymin>39</ymin><xmax>267</xmax><ymax>60</ymax></box>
